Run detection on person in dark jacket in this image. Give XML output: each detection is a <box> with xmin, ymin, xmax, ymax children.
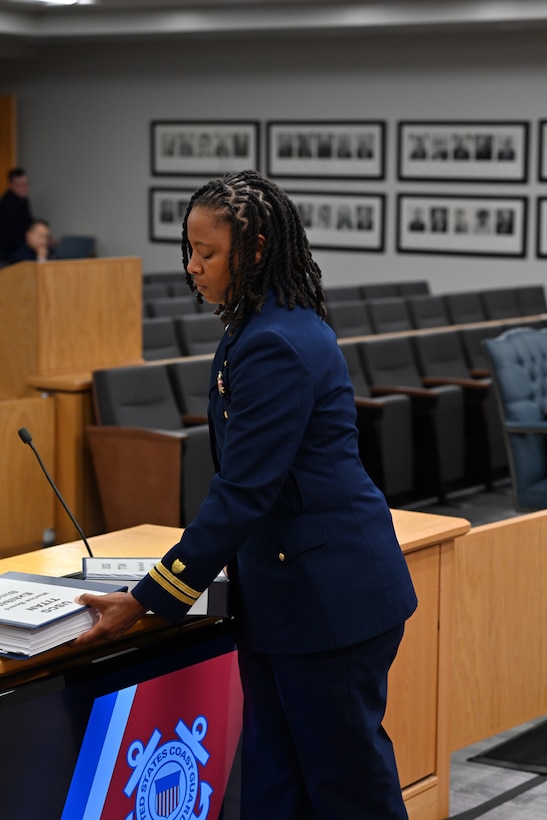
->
<box><xmin>75</xmin><ymin>170</ymin><xmax>417</xmax><ymax>819</ymax></box>
<box><xmin>0</xmin><ymin>167</ymin><xmax>33</xmax><ymax>263</ymax></box>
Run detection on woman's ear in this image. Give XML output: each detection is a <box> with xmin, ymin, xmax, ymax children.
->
<box><xmin>255</xmin><ymin>233</ymin><xmax>265</xmax><ymax>265</ymax></box>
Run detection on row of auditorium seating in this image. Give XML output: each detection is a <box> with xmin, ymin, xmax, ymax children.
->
<box><xmin>143</xmin><ymin>314</ymin><xmax>223</xmax><ymax>359</ymax></box>
<box><xmin>89</xmin><ymin>318</ymin><xmax>545</xmax><ymax>532</ymax></box>
<box><xmin>325</xmin><ymin>286</ymin><xmax>547</xmax><ymax>338</ymax></box>
<box><xmin>141</xmin><ymin>291</ymin><xmax>546</xmax><ymax>362</ymax></box>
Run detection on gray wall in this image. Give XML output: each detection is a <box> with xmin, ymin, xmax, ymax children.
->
<box><xmin>3</xmin><ymin>28</ymin><xmax>547</xmax><ymax>291</ymax></box>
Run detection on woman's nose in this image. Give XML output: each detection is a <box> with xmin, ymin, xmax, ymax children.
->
<box><xmin>187</xmin><ymin>253</ymin><xmax>200</xmax><ymax>275</ymax></box>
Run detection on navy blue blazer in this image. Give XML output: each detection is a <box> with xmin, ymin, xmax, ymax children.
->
<box><xmin>133</xmin><ymin>294</ymin><xmax>417</xmax><ymax>654</ymax></box>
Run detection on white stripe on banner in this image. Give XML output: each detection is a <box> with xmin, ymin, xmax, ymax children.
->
<box><xmin>81</xmin><ymin>685</ymin><xmax>138</xmax><ymax>820</ymax></box>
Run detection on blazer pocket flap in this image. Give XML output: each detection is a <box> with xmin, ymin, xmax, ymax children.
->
<box><xmin>277</xmin><ymin>516</ymin><xmax>327</xmax><ymax>562</ymax></box>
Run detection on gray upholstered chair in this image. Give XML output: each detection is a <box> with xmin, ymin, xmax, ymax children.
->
<box><xmin>174</xmin><ymin>314</ymin><xmax>224</xmax><ymax>356</ymax></box>
<box><xmin>142</xmin><ymin>317</ymin><xmax>181</xmax><ymax>360</ymax></box>
<box><xmin>326</xmin><ymin>300</ymin><xmax>373</xmax><ymax>338</ymax></box>
<box><xmin>483</xmin><ymin>327</ymin><xmax>547</xmax><ymax>510</ymax></box>
<box><xmin>365</xmin><ymin>297</ymin><xmax>413</xmax><ymax>334</ymax></box>
<box><xmin>443</xmin><ymin>291</ymin><xmax>486</xmax><ymax>325</ymax></box>
<box><xmin>411</xmin><ymin>329</ymin><xmax>505</xmax><ymax>487</ymax></box>
<box><xmin>87</xmin><ymin>364</ymin><xmax>214</xmax><ymax>529</ymax></box>
<box><xmin>406</xmin><ymin>294</ymin><xmax>450</xmax><ymax>329</ymax></box>
<box><xmin>339</xmin><ymin>342</ymin><xmax>414</xmax><ymax>501</ymax></box>
<box><xmin>359</xmin><ymin>334</ymin><xmax>466</xmax><ymax>501</ymax></box>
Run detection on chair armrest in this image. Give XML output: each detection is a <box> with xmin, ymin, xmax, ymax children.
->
<box><xmin>421</xmin><ymin>376</ymin><xmax>491</xmax><ymax>389</ymax></box>
<box><xmin>182</xmin><ymin>413</ymin><xmax>208</xmax><ymax>426</ymax></box>
<box><xmin>369</xmin><ymin>384</ymin><xmax>439</xmax><ymax>409</ymax></box>
<box><xmin>470</xmin><ymin>368</ymin><xmax>490</xmax><ymax>378</ymax></box>
<box><xmin>421</xmin><ymin>376</ymin><xmax>491</xmax><ymax>401</ymax></box>
<box><xmin>506</xmin><ymin>421</ymin><xmax>547</xmax><ymax>434</ymax></box>
<box><xmin>87</xmin><ymin>425</ymin><xmax>186</xmax><ymax>530</ymax></box>
<box><xmin>354</xmin><ymin>396</ymin><xmax>384</xmax><ymax>421</ymax></box>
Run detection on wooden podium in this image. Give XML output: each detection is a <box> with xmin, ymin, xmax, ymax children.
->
<box><xmin>0</xmin><ymin>258</ymin><xmax>143</xmax><ymax>554</ymax></box>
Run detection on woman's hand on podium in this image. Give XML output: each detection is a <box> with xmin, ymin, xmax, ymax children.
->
<box><xmin>72</xmin><ymin>591</ymin><xmax>147</xmax><ymax>646</ymax></box>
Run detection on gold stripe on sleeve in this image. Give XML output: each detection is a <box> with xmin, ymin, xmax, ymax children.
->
<box><xmin>149</xmin><ymin>562</ymin><xmax>202</xmax><ymax>606</ymax></box>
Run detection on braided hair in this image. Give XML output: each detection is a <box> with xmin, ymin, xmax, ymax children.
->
<box><xmin>181</xmin><ymin>170</ymin><xmax>326</xmax><ymax>334</ymax></box>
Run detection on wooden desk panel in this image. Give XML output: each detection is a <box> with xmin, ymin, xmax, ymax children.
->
<box><xmin>451</xmin><ymin>511</ymin><xmax>547</xmax><ymax>750</ymax></box>
<box><xmin>0</xmin><ymin>396</ymin><xmax>55</xmax><ymax>555</ymax></box>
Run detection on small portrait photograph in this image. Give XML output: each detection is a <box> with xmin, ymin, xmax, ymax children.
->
<box><xmin>473</xmin><ymin>208</ymin><xmax>492</xmax><ymax>234</ymax></box>
<box><xmin>409</xmin><ymin>133</ymin><xmax>428</xmax><ymax>160</ymax></box>
<box><xmin>495</xmin><ymin>208</ymin><xmax>515</xmax><ymax>235</ymax></box>
<box><xmin>452</xmin><ymin>133</ymin><xmax>471</xmax><ymax>160</ymax></box>
<box><xmin>315</xmin><ymin>203</ymin><xmax>332</xmax><ymax>229</ymax></box>
<box><xmin>214</xmin><ymin>132</ymin><xmax>233</xmax><ymax>158</ymax></box>
<box><xmin>297</xmin><ymin>202</ymin><xmax>314</xmax><ymax>228</ymax></box>
<box><xmin>474</xmin><ymin>134</ymin><xmax>493</xmax><ymax>160</ymax></box>
<box><xmin>160</xmin><ymin>199</ymin><xmax>175</xmax><ymax>223</ymax></box>
<box><xmin>177</xmin><ymin>199</ymin><xmax>190</xmax><ymax>221</ymax></box>
<box><xmin>297</xmin><ymin>133</ymin><xmax>314</xmax><ymax>159</ymax></box>
<box><xmin>408</xmin><ymin>207</ymin><xmax>427</xmax><ymax>232</ymax></box>
<box><xmin>356</xmin><ymin>205</ymin><xmax>374</xmax><ymax>231</ymax></box>
<box><xmin>496</xmin><ymin>135</ymin><xmax>516</xmax><ymax>161</ymax></box>
<box><xmin>316</xmin><ymin>132</ymin><xmax>334</xmax><ymax>158</ymax></box>
<box><xmin>430</xmin><ymin>207</ymin><xmax>448</xmax><ymax>233</ymax></box>
<box><xmin>336</xmin><ymin>204</ymin><xmax>354</xmax><ymax>230</ymax></box>
<box><xmin>357</xmin><ymin>133</ymin><xmax>375</xmax><ymax>159</ymax></box>
<box><xmin>431</xmin><ymin>136</ymin><xmax>449</xmax><ymax>160</ymax></box>
<box><xmin>233</xmin><ymin>132</ymin><xmax>250</xmax><ymax>157</ymax></box>
<box><xmin>336</xmin><ymin>134</ymin><xmax>353</xmax><ymax>159</ymax></box>
<box><xmin>176</xmin><ymin>132</ymin><xmax>195</xmax><ymax>157</ymax></box>
<box><xmin>196</xmin><ymin>131</ymin><xmax>214</xmax><ymax>158</ymax></box>
<box><xmin>453</xmin><ymin>208</ymin><xmax>469</xmax><ymax>233</ymax></box>
<box><xmin>277</xmin><ymin>133</ymin><xmax>294</xmax><ymax>158</ymax></box>
<box><xmin>161</xmin><ymin>133</ymin><xmax>177</xmax><ymax>157</ymax></box>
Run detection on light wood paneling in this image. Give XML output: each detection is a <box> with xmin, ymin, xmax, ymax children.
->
<box><xmin>0</xmin><ymin>257</ymin><xmax>142</xmax><ymax>399</ymax></box>
<box><xmin>451</xmin><ymin>511</ymin><xmax>547</xmax><ymax>750</ymax></box>
<box><xmin>36</xmin><ymin>257</ymin><xmax>142</xmax><ymax>374</ymax></box>
<box><xmin>386</xmin><ymin>545</ymin><xmax>440</xmax><ymax>787</ymax></box>
<box><xmin>0</xmin><ymin>396</ymin><xmax>55</xmax><ymax>555</ymax></box>
<box><xmin>0</xmin><ymin>95</ymin><xmax>17</xmax><ymax>182</ymax></box>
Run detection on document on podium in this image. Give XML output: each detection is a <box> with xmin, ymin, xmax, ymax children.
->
<box><xmin>82</xmin><ymin>557</ymin><xmax>230</xmax><ymax>618</ymax></box>
<box><xmin>0</xmin><ymin>573</ymin><xmax>126</xmax><ymax>659</ymax></box>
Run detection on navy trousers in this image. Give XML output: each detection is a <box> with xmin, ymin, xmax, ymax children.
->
<box><xmin>237</xmin><ymin>624</ymin><xmax>408</xmax><ymax>819</ymax></box>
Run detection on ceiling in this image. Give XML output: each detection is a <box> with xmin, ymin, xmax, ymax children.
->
<box><xmin>1</xmin><ymin>1</ymin><xmax>547</xmax><ymax>46</ymax></box>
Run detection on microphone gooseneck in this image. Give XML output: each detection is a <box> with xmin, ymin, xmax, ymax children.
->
<box><xmin>18</xmin><ymin>427</ymin><xmax>94</xmax><ymax>558</ymax></box>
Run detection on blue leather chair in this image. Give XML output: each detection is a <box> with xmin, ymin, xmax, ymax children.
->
<box><xmin>483</xmin><ymin>328</ymin><xmax>547</xmax><ymax>510</ymax></box>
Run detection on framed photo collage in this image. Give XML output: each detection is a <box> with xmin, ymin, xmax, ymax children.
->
<box><xmin>149</xmin><ymin>118</ymin><xmax>547</xmax><ymax>258</ymax></box>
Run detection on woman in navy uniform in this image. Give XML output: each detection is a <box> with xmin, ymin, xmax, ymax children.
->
<box><xmin>77</xmin><ymin>170</ymin><xmax>417</xmax><ymax>819</ymax></box>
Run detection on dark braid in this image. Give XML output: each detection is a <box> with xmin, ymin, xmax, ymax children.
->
<box><xmin>181</xmin><ymin>170</ymin><xmax>326</xmax><ymax>334</ymax></box>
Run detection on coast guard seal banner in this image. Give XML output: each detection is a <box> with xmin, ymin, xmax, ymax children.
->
<box><xmin>61</xmin><ymin>650</ymin><xmax>243</xmax><ymax>820</ymax></box>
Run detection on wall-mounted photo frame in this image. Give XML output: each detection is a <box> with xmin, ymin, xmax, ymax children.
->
<box><xmin>288</xmin><ymin>191</ymin><xmax>385</xmax><ymax>252</ymax></box>
<box><xmin>397</xmin><ymin>121</ymin><xmax>529</xmax><ymax>183</ymax></box>
<box><xmin>266</xmin><ymin>121</ymin><xmax>385</xmax><ymax>180</ymax></box>
<box><xmin>151</xmin><ymin>120</ymin><xmax>259</xmax><ymax>176</ymax></box>
<box><xmin>536</xmin><ymin>197</ymin><xmax>547</xmax><ymax>257</ymax></box>
<box><xmin>149</xmin><ymin>187</ymin><xmax>193</xmax><ymax>243</ymax></box>
<box><xmin>397</xmin><ymin>194</ymin><xmax>527</xmax><ymax>257</ymax></box>
<box><xmin>538</xmin><ymin>121</ymin><xmax>547</xmax><ymax>182</ymax></box>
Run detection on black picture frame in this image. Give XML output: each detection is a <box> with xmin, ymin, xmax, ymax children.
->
<box><xmin>538</xmin><ymin>121</ymin><xmax>547</xmax><ymax>182</ymax></box>
<box><xmin>149</xmin><ymin>187</ymin><xmax>194</xmax><ymax>243</ymax></box>
<box><xmin>397</xmin><ymin>193</ymin><xmax>527</xmax><ymax>257</ymax></box>
<box><xmin>397</xmin><ymin>121</ymin><xmax>529</xmax><ymax>183</ymax></box>
<box><xmin>288</xmin><ymin>191</ymin><xmax>385</xmax><ymax>252</ymax></box>
<box><xmin>266</xmin><ymin>121</ymin><xmax>386</xmax><ymax>180</ymax></box>
<box><xmin>150</xmin><ymin>120</ymin><xmax>260</xmax><ymax>177</ymax></box>
<box><xmin>536</xmin><ymin>197</ymin><xmax>547</xmax><ymax>257</ymax></box>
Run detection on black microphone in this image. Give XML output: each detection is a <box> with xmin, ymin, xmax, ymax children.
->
<box><xmin>18</xmin><ymin>427</ymin><xmax>94</xmax><ymax>558</ymax></box>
